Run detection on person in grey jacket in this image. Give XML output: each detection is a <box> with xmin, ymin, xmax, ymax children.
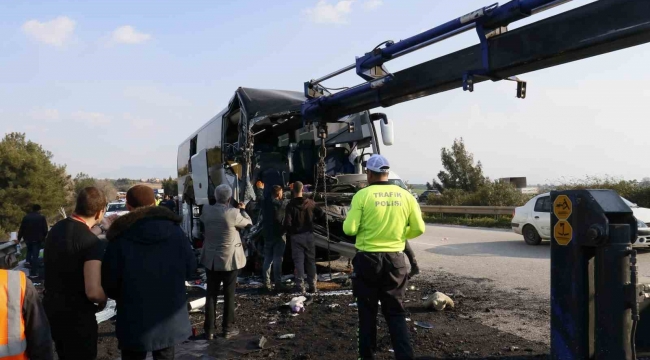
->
<box><xmin>200</xmin><ymin>184</ymin><xmax>252</xmax><ymax>340</ymax></box>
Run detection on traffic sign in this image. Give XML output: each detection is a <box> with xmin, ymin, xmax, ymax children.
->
<box><xmin>554</xmin><ymin>195</ymin><xmax>572</xmax><ymax>220</ymax></box>
<box><xmin>554</xmin><ymin>220</ymin><xmax>573</xmax><ymax>246</ymax></box>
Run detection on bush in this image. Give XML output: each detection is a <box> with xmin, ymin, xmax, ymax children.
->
<box><xmin>427</xmin><ymin>181</ymin><xmax>531</xmax><ymax>207</ymax></box>
<box><xmin>423</xmin><ymin>214</ymin><xmax>512</xmax><ymax>228</ymax></box>
<box><xmin>550</xmin><ymin>176</ymin><xmax>650</xmax><ymax>208</ymax></box>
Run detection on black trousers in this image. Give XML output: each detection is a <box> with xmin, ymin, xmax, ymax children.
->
<box><xmin>26</xmin><ymin>241</ymin><xmax>41</xmax><ymax>277</ymax></box>
<box><xmin>121</xmin><ymin>347</ymin><xmax>175</xmax><ymax>360</ymax></box>
<box><xmin>44</xmin><ymin>298</ymin><xmax>98</xmax><ymax>360</ymax></box>
<box><xmin>204</xmin><ymin>269</ymin><xmax>238</xmax><ymax>335</ymax></box>
<box><xmin>352</xmin><ymin>252</ymin><xmax>414</xmax><ymax>360</ymax></box>
<box><xmin>290</xmin><ymin>232</ymin><xmax>316</xmax><ymax>288</ymax></box>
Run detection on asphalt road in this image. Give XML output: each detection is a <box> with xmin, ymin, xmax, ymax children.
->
<box><xmin>410</xmin><ymin>224</ymin><xmax>650</xmax><ymax>299</ymax></box>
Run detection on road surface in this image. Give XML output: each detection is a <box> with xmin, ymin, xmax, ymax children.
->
<box><xmin>411</xmin><ymin>224</ymin><xmax>650</xmax><ymax>298</ymax></box>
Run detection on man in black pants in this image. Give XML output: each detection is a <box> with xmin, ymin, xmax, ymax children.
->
<box><xmin>343</xmin><ymin>155</ymin><xmax>426</xmax><ymax>360</ymax></box>
<box><xmin>18</xmin><ymin>204</ymin><xmax>48</xmax><ymax>279</ymax></box>
<box><xmin>284</xmin><ymin>181</ymin><xmax>323</xmax><ymax>294</ymax></box>
<box><xmin>44</xmin><ymin>187</ymin><xmax>108</xmax><ymax>360</ymax></box>
<box><xmin>199</xmin><ymin>184</ymin><xmax>252</xmax><ymax>339</ymax></box>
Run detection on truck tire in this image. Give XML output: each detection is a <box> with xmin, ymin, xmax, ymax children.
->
<box><xmin>523</xmin><ymin>225</ymin><xmax>542</xmax><ymax>245</ymax></box>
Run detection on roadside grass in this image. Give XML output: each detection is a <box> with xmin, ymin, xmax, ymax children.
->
<box><xmin>423</xmin><ymin>214</ymin><xmax>512</xmax><ymax>229</ymax></box>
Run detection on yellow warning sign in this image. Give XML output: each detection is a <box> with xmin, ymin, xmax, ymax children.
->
<box><xmin>554</xmin><ymin>220</ymin><xmax>573</xmax><ymax>246</ymax></box>
<box><xmin>553</xmin><ymin>195</ymin><xmax>572</xmax><ymax>220</ymax></box>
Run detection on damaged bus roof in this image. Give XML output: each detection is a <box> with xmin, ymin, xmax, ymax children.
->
<box><xmin>236</xmin><ymin>87</ymin><xmax>305</xmax><ymax>119</ymax></box>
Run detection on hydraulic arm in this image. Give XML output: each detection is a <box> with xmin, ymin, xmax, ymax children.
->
<box><xmin>301</xmin><ymin>0</ymin><xmax>650</xmax><ymax>125</ymax></box>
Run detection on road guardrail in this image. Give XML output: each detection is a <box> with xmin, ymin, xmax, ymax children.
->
<box><xmin>313</xmin><ymin>205</ymin><xmax>516</xmax><ymax>258</ymax></box>
<box><xmin>420</xmin><ymin>205</ymin><xmax>515</xmax><ymax>216</ymax></box>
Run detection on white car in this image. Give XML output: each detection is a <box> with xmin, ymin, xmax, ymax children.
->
<box><xmin>512</xmin><ymin>192</ymin><xmax>650</xmax><ymax>246</ymax></box>
<box><xmin>105</xmin><ymin>202</ymin><xmax>129</xmax><ymax>218</ymax></box>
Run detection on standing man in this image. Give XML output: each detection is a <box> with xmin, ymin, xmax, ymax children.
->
<box><xmin>262</xmin><ymin>185</ymin><xmax>287</xmax><ymax>292</ymax></box>
<box><xmin>17</xmin><ymin>204</ymin><xmax>48</xmax><ymax>279</ymax></box>
<box><xmin>343</xmin><ymin>155</ymin><xmax>425</xmax><ymax>360</ymax></box>
<box><xmin>44</xmin><ymin>187</ymin><xmax>108</xmax><ymax>360</ymax></box>
<box><xmin>159</xmin><ymin>195</ymin><xmax>177</xmax><ymax>213</ymax></box>
<box><xmin>284</xmin><ymin>181</ymin><xmax>322</xmax><ymax>294</ymax></box>
<box><xmin>0</xmin><ymin>269</ymin><xmax>53</xmax><ymax>360</ymax></box>
<box><xmin>200</xmin><ymin>184</ymin><xmax>252</xmax><ymax>340</ymax></box>
<box><xmin>103</xmin><ymin>185</ymin><xmax>196</xmax><ymax>360</ymax></box>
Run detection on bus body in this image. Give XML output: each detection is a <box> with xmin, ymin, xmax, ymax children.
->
<box><xmin>177</xmin><ymin>87</ymin><xmax>392</xmax><ymax>255</ymax></box>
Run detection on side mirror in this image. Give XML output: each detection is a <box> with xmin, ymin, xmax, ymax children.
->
<box><xmin>380</xmin><ymin>117</ymin><xmax>394</xmax><ymax>146</ymax></box>
<box><xmin>369</xmin><ymin>113</ymin><xmax>394</xmax><ymax>146</ymax></box>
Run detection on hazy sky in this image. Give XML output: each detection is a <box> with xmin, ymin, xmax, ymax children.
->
<box><xmin>1</xmin><ymin>0</ymin><xmax>649</xmax><ymax>184</ymax></box>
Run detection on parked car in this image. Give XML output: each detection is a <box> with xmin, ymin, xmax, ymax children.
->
<box><xmin>105</xmin><ymin>201</ymin><xmax>129</xmax><ymax>218</ymax></box>
<box><xmin>512</xmin><ymin>193</ymin><xmax>650</xmax><ymax>247</ymax></box>
<box><xmin>418</xmin><ymin>190</ymin><xmax>441</xmax><ymax>203</ymax></box>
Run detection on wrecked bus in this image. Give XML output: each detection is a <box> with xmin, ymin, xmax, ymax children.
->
<box><xmin>176</xmin><ymin>87</ymin><xmax>395</xmax><ymax>263</ymax></box>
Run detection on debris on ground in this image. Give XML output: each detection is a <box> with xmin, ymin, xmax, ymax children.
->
<box><xmin>258</xmin><ymin>336</ymin><xmax>268</xmax><ymax>349</ymax></box>
<box><xmin>414</xmin><ymin>321</ymin><xmax>434</xmax><ymax>329</ymax></box>
<box><xmin>94</xmin><ymin>263</ymin><xmax>552</xmax><ymax>360</ymax></box>
<box><xmin>96</xmin><ymin>299</ymin><xmax>117</xmax><ymax>324</ymax></box>
<box><xmin>318</xmin><ymin>272</ymin><xmax>349</xmax><ymax>282</ymax></box>
<box><xmin>425</xmin><ymin>291</ymin><xmax>455</xmax><ymax>311</ymax></box>
<box><xmin>289</xmin><ymin>296</ymin><xmax>307</xmax><ymax>313</ymax></box>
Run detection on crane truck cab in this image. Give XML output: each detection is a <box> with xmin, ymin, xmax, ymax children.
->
<box><xmin>176</xmin><ymin>88</ymin><xmax>394</xmax><ymax>256</ymax></box>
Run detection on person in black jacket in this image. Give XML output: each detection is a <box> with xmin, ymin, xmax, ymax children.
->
<box><xmin>284</xmin><ymin>181</ymin><xmax>323</xmax><ymax>294</ymax></box>
<box><xmin>261</xmin><ymin>185</ymin><xmax>287</xmax><ymax>292</ymax></box>
<box><xmin>159</xmin><ymin>195</ymin><xmax>177</xmax><ymax>214</ymax></box>
<box><xmin>102</xmin><ymin>185</ymin><xmax>197</xmax><ymax>360</ymax></box>
<box><xmin>18</xmin><ymin>204</ymin><xmax>48</xmax><ymax>278</ymax></box>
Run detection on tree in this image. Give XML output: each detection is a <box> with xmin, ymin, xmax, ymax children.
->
<box><xmin>162</xmin><ymin>176</ymin><xmax>178</xmax><ymax>196</ymax></box>
<box><xmin>114</xmin><ymin>178</ymin><xmax>135</xmax><ymax>192</ymax></box>
<box><xmin>435</xmin><ymin>138</ymin><xmax>486</xmax><ymax>192</ymax></box>
<box><xmin>95</xmin><ymin>180</ymin><xmax>118</xmax><ymax>203</ymax></box>
<box><xmin>73</xmin><ymin>172</ymin><xmax>96</xmax><ymax>195</ymax></box>
<box><xmin>0</xmin><ymin>133</ymin><xmax>70</xmax><ymax>234</ymax></box>
<box><xmin>425</xmin><ymin>182</ymin><xmax>434</xmax><ymax>191</ymax></box>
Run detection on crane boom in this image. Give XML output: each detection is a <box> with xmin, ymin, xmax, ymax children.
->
<box><xmin>301</xmin><ymin>0</ymin><xmax>650</xmax><ymax>125</ymax></box>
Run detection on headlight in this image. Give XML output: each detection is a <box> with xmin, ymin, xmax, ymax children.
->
<box><xmin>637</xmin><ymin>219</ymin><xmax>648</xmax><ymax>228</ymax></box>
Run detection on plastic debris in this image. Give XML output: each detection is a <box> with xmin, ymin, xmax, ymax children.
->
<box><xmin>414</xmin><ymin>321</ymin><xmax>434</xmax><ymax>329</ymax></box>
<box><xmin>188</xmin><ymin>298</ymin><xmax>206</xmax><ymax>310</ymax></box>
<box><xmin>269</xmin><ymin>321</ymin><xmax>276</xmax><ymax>325</ymax></box>
<box><xmin>258</xmin><ymin>336</ymin><xmax>268</xmax><ymax>349</ymax></box>
<box><xmin>278</xmin><ymin>334</ymin><xmax>295</xmax><ymax>339</ymax></box>
<box><xmin>406</xmin><ymin>318</ymin><xmax>412</xmax><ymax>322</ymax></box>
<box><xmin>317</xmin><ymin>290</ymin><xmax>353</xmax><ymax>297</ymax></box>
<box><xmin>328</xmin><ymin>304</ymin><xmax>340</xmax><ymax>309</ymax></box>
<box><xmin>96</xmin><ymin>299</ymin><xmax>117</xmax><ymax>323</ymax></box>
<box><xmin>348</xmin><ymin>302</ymin><xmax>358</xmax><ymax>307</ymax></box>
<box><xmin>184</xmin><ymin>281</ymin><xmax>207</xmax><ymax>291</ymax></box>
<box><xmin>289</xmin><ymin>296</ymin><xmax>307</xmax><ymax>313</ymax></box>
<box><xmin>425</xmin><ymin>292</ymin><xmax>455</xmax><ymax>311</ymax></box>
<box><xmin>318</xmin><ymin>272</ymin><xmax>349</xmax><ymax>282</ymax></box>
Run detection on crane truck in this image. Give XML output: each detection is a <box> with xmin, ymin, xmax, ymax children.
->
<box><xmin>177</xmin><ymin>2</ymin><xmax>650</xmax><ymax>356</ymax></box>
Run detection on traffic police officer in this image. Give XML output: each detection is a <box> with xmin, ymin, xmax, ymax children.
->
<box><xmin>343</xmin><ymin>154</ymin><xmax>425</xmax><ymax>360</ymax></box>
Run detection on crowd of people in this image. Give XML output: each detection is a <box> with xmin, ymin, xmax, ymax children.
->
<box><xmin>6</xmin><ymin>154</ymin><xmax>425</xmax><ymax>360</ymax></box>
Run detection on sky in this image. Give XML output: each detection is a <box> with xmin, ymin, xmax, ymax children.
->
<box><xmin>1</xmin><ymin>0</ymin><xmax>649</xmax><ymax>184</ymax></box>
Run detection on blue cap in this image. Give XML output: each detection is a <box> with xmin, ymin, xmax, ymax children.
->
<box><xmin>366</xmin><ymin>154</ymin><xmax>390</xmax><ymax>173</ymax></box>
